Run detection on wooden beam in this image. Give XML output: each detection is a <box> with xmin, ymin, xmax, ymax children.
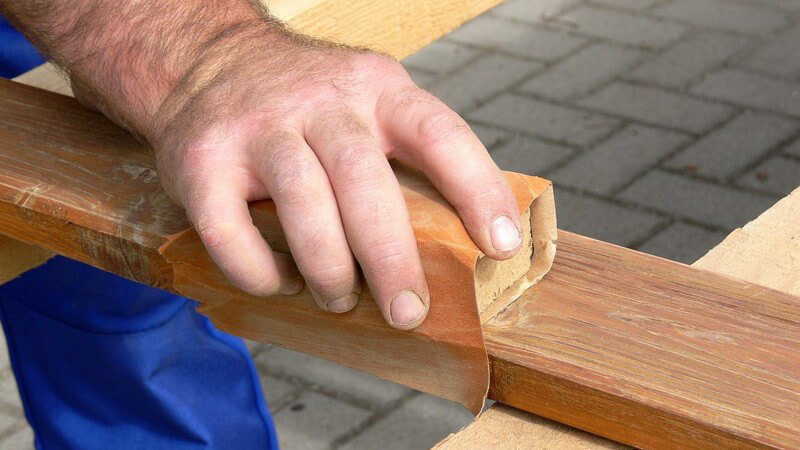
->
<box><xmin>438</xmin><ymin>187</ymin><xmax>800</xmax><ymax>450</ymax></box>
<box><xmin>2</xmin><ymin>78</ymin><xmax>799</xmax><ymax>447</ymax></box>
<box><xmin>435</xmin><ymin>403</ymin><xmax>625</xmax><ymax>449</ymax></box>
<box><xmin>11</xmin><ymin>0</ymin><xmax>504</xmax><ymax>96</ymax></box>
<box><xmin>484</xmin><ymin>231</ymin><xmax>800</xmax><ymax>449</ymax></box>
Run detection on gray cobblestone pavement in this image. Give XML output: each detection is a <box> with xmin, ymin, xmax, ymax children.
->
<box><xmin>2</xmin><ymin>0</ymin><xmax>800</xmax><ymax>448</ymax></box>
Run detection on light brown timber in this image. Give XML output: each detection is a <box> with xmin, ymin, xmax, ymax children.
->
<box><xmin>437</xmin><ymin>187</ymin><xmax>800</xmax><ymax>449</ymax></box>
<box><xmin>10</xmin><ymin>0</ymin><xmax>506</xmax><ymax>97</ymax></box>
<box><xmin>3</xmin><ymin>77</ymin><xmax>800</xmax><ymax>447</ymax></box>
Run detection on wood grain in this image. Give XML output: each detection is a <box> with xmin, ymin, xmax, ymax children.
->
<box><xmin>696</xmin><ymin>187</ymin><xmax>800</xmax><ymax>296</ymax></box>
<box><xmin>0</xmin><ymin>78</ymin><xmax>558</xmax><ymax>414</ymax></box>
<box><xmin>12</xmin><ymin>0</ymin><xmax>505</xmax><ymax>97</ymax></box>
<box><xmin>435</xmin><ymin>403</ymin><xmax>625</xmax><ymax>449</ymax></box>
<box><xmin>438</xmin><ymin>188</ymin><xmax>800</xmax><ymax>449</ymax></box>
<box><xmin>483</xmin><ymin>231</ymin><xmax>800</xmax><ymax>449</ymax></box>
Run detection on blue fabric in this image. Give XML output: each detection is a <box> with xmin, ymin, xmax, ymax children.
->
<box><xmin>0</xmin><ymin>17</ymin><xmax>45</xmax><ymax>78</ymax></box>
<box><xmin>0</xmin><ymin>257</ymin><xmax>278</xmax><ymax>450</ymax></box>
<box><xmin>0</xmin><ymin>19</ymin><xmax>278</xmax><ymax>449</ymax></box>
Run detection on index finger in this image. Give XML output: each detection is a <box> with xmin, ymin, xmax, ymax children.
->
<box><xmin>378</xmin><ymin>87</ymin><xmax>523</xmax><ymax>260</ymax></box>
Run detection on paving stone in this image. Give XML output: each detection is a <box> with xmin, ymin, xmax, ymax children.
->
<box><xmin>665</xmin><ymin>111</ymin><xmax>799</xmax><ymax>179</ymax></box>
<box><xmin>402</xmin><ymin>40</ymin><xmax>483</xmax><ymax>76</ymax></box>
<box><xmin>754</xmin><ymin>0</ymin><xmax>800</xmax><ymax>11</ymax></box>
<box><xmin>469</xmin><ymin>94</ymin><xmax>621</xmax><ymax>146</ymax></box>
<box><xmin>0</xmin><ymin>408</ymin><xmax>22</xmax><ymax>436</ymax></box>
<box><xmin>618</xmin><ymin>170</ymin><xmax>777</xmax><ymax>228</ymax></box>
<box><xmin>259</xmin><ymin>373</ymin><xmax>298</xmax><ymax>412</ymax></box>
<box><xmin>553</xmin><ymin>189</ymin><xmax>666</xmax><ymax>246</ymax></box>
<box><xmin>737</xmin><ymin>24</ymin><xmax>800</xmax><ymax>78</ymax></box>
<box><xmin>557</xmin><ymin>5</ymin><xmax>687</xmax><ymax>48</ymax></box>
<box><xmin>580</xmin><ymin>82</ymin><xmax>734</xmax><ymax>133</ymax></box>
<box><xmin>0</xmin><ymin>427</ymin><xmax>33</xmax><ymax>450</ymax></box>
<box><xmin>273</xmin><ymin>392</ymin><xmax>371</xmax><ymax>450</ymax></box>
<box><xmin>0</xmin><ymin>371</ymin><xmax>21</xmax><ymax>410</ymax></box>
<box><xmin>590</xmin><ymin>0</ymin><xmax>660</xmax><ymax>10</ymax></box>
<box><xmin>652</xmin><ymin>0</ymin><xmax>787</xmax><ymax>34</ymax></box>
<box><xmin>340</xmin><ymin>394</ymin><xmax>473</xmax><ymax>450</ymax></box>
<box><xmin>468</xmin><ymin>123</ymin><xmax>510</xmax><ymax>150</ymax></box>
<box><xmin>0</xmin><ymin>331</ymin><xmax>8</xmax><ymax>372</ymax></box>
<box><xmin>428</xmin><ymin>53</ymin><xmax>543</xmax><ymax>113</ymax></box>
<box><xmin>691</xmin><ymin>69</ymin><xmax>800</xmax><ymax>117</ymax></box>
<box><xmin>445</xmin><ymin>15</ymin><xmax>586</xmax><ymax>60</ymax></box>
<box><xmin>628</xmin><ymin>32</ymin><xmax>749</xmax><ymax>88</ymax></box>
<box><xmin>490</xmin><ymin>134</ymin><xmax>575</xmax><ymax>174</ymax></box>
<box><xmin>519</xmin><ymin>43</ymin><xmax>644</xmax><ymax>100</ymax></box>
<box><xmin>552</xmin><ymin>124</ymin><xmax>689</xmax><ymax>194</ymax></box>
<box><xmin>785</xmin><ymin>138</ymin><xmax>800</xmax><ymax>157</ymax></box>
<box><xmin>490</xmin><ymin>0</ymin><xmax>580</xmax><ymax>23</ymax></box>
<box><xmin>637</xmin><ymin>222</ymin><xmax>727</xmax><ymax>264</ymax></box>
<box><xmin>254</xmin><ymin>347</ymin><xmax>411</xmax><ymax>408</ymax></box>
<box><xmin>738</xmin><ymin>156</ymin><xmax>800</xmax><ymax>196</ymax></box>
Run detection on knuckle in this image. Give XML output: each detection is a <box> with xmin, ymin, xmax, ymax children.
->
<box><xmin>196</xmin><ymin>219</ymin><xmax>239</xmax><ymax>251</ymax></box>
<box><xmin>306</xmin><ymin>262</ymin><xmax>356</xmax><ymax>297</ymax></box>
<box><xmin>460</xmin><ymin>178</ymin><xmax>510</xmax><ymax>210</ymax></box>
<box><xmin>364</xmin><ymin>239</ymin><xmax>417</xmax><ymax>275</ymax></box>
<box><xmin>331</xmin><ymin>145</ymin><xmax>387</xmax><ymax>185</ymax></box>
<box><xmin>416</xmin><ymin>112</ymin><xmax>471</xmax><ymax>149</ymax></box>
<box><xmin>273</xmin><ymin>164</ymin><xmax>325</xmax><ymax>208</ymax></box>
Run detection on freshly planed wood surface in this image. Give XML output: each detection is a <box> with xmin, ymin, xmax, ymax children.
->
<box><xmin>278</xmin><ymin>0</ymin><xmax>503</xmax><ymax>60</ymax></box>
<box><xmin>482</xmin><ymin>231</ymin><xmax>800</xmax><ymax>449</ymax></box>
<box><xmin>12</xmin><ymin>0</ymin><xmax>505</xmax><ymax>96</ymax></box>
<box><xmin>695</xmin><ymin>187</ymin><xmax>800</xmax><ymax>296</ymax></box>
<box><xmin>435</xmin><ymin>402</ymin><xmax>625</xmax><ymax>449</ymax></box>
<box><xmin>438</xmin><ymin>188</ymin><xmax>800</xmax><ymax>449</ymax></box>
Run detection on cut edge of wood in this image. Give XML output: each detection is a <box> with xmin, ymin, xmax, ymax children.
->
<box><xmin>478</xmin><ymin>185</ymin><xmax>557</xmax><ymax>323</ymax></box>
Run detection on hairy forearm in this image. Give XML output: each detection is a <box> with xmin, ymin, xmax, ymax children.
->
<box><xmin>0</xmin><ymin>0</ymin><xmax>280</xmax><ymax>137</ymax></box>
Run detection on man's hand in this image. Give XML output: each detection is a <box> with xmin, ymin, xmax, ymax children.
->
<box><xmin>2</xmin><ymin>0</ymin><xmax>524</xmax><ymax>330</ymax></box>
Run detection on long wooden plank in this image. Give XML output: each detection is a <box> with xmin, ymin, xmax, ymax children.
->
<box><xmin>436</xmin><ymin>403</ymin><xmax>625</xmax><ymax>449</ymax></box>
<box><xmin>484</xmin><ymin>231</ymin><xmax>800</xmax><ymax>449</ymax></box>
<box><xmin>695</xmin><ymin>187</ymin><xmax>800</xmax><ymax>296</ymax></box>
<box><xmin>3</xmin><ymin>78</ymin><xmax>800</xmax><ymax>448</ymax></box>
<box><xmin>439</xmin><ymin>188</ymin><xmax>800</xmax><ymax>449</ymax></box>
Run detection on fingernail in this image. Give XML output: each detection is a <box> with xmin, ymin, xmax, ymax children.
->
<box><xmin>281</xmin><ymin>278</ymin><xmax>305</xmax><ymax>295</ymax></box>
<box><xmin>327</xmin><ymin>293</ymin><xmax>358</xmax><ymax>313</ymax></box>
<box><xmin>390</xmin><ymin>290</ymin><xmax>426</xmax><ymax>327</ymax></box>
<box><xmin>491</xmin><ymin>215</ymin><xmax>521</xmax><ymax>252</ymax></box>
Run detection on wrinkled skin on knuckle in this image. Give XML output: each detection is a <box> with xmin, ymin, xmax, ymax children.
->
<box><xmin>329</xmin><ymin>145</ymin><xmax>391</xmax><ymax>193</ymax></box>
<box><xmin>456</xmin><ymin>178</ymin><xmax>510</xmax><ymax>213</ymax></box>
<box><xmin>362</xmin><ymin>238</ymin><xmax>418</xmax><ymax>281</ymax></box>
<box><xmin>195</xmin><ymin>219</ymin><xmax>239</xmax><ymax>251</ymax></box>
<box><xmin>267</xmin><ymin>145</ymin><xmax>327</xmax><ymax>209</ymax></box>
<box><xmin>303</xmin><ymin>262</ymin><xmax>357</xmax><ymax>298</ymax></box>
<box><xmin>416</xmin><ymin>112</ymin><xmax>471</xmax><ymax>151</ymax></box>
